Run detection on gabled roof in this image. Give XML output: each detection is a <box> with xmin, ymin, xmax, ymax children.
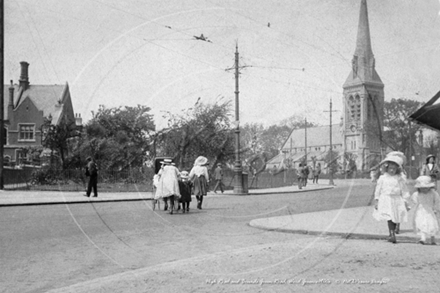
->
<box><xmin>281</xmin><ymin>124</ymin><xmax>343</xmax><ymax>150</ymax></box>
<box><xmin>3</xmin><ymin>83</ymin><xmax>67</xmax><ymax>124</ymax></box>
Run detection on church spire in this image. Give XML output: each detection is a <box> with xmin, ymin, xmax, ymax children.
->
<box><xmin>344</xmin><ymin>0</ymin><xmax>382</xmax><ymax>86</ymax></box>
<box><xmin>354</xmin><ymin>0</ymin><xmax>373</xmax><ymax>61</ymax></box>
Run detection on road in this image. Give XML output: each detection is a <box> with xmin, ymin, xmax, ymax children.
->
<box><xmin>1</xmin><ymin>183</ymin><xmax>438</xmax><ymax>293</ymax></box>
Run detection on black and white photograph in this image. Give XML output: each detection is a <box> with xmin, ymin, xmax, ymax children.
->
<box><xmin>1</xmin><ymin>0</ymin><xmax>440</xmax><ymax>292</ymax></box>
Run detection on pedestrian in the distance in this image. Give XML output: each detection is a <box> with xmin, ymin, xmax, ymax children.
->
<box><xmin>420</xmin><ymin>154</ymin><xmax>439</xmax><ymax>190</ymax></box>
<box><xmin>84</xmin><ymin>156</ymin><xmax>98</xmax><ymax>197</ymax></box>
<box><xmin>178</xmin><ymin>171</ymin><xmax>192</xmax><ymax>213</ymax></box>
<box><xmin>373</xmin><ymin>153</ymin><xmax>410</xmax><ymax>243</ymax></box>
<box><xmin>303</xmin><ymin>164</ymin><xmax>309</xmax><ymax>187</ymax></box>
<box><xmin>313</xmin><ymin>163</ymin><xmax>321</xmax><ymax>184</ymax></box>
<box><xmin>409</xmin><ymin>175</ymin><xmax>440</xmax><ymax>245</ymax></box>
<box><xmin>213</xmin><ymin>163</ymin><xmax>224</xmax><ymax>193</ymax></box>
<box><xmin>189</xmin><ymin>156</ymin><xmax>210</xmax><ymax>209</ymax></box>
<box><xmin>297</xmin><ymin>163</ymin><xmax>305</xmax><ymax>189</ymax></box>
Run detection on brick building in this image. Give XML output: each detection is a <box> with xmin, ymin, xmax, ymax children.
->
<box><xmin>2</xmin><ymin>61</ymin><xmax>81</xmax><ymax>165</ymax></box>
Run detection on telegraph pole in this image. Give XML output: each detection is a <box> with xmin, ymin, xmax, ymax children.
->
<box><xmin>324</xmin><ymin>99</ymin><xmax>338</xmax><ymax>186</ymax></box>
<box><xmin>0</xmin><ymin>0</ymin><xmax>4</xmax><ymax>189</ymax></box>
<box><xmin>226</xmin><ymin>42</ymin><xmax>249</xmax><ymax>194</ymax></box>
<box><xmin>304</xmin><ymin>118</ymin><xmax>307</xmax><ymax>165</ymax></box>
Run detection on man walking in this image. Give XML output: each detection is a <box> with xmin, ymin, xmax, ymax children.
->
<box><xmin>213</xmin><ymin>163</ymin><xmax>224</xmax><ymax>193</ymax></box>
<box><xmin>84</xmin><ymin>156</ymin><xmax>98</xmax><ymax>197</ymax></box>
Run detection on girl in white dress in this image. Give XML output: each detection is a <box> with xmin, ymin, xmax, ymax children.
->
<box><xmin>410</xmin><ymin>175</ymin><xmax>440</xmax><ymax>245</ymax></box>
<box><xmin>373</xmin><ymin>153</ymin><xmax>410</xmax><ymax>243</ymax></box>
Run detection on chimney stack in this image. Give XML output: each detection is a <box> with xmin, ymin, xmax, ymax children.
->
<box><xmin>75</xmin><ymin>113</ymin><xmax>83</xmax><ymax>127</ymax></box>
<box><xmin>19</xmin><ymin>61</ymin><xmax>30</xmax><ymax>89</ymax></box>
<box><xmin>8</xmin><ymin>80</ymin><xmax>14</xmax><ymax>107</ymax></box>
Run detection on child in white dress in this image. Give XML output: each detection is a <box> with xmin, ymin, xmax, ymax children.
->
<box><xmin>410</xmin><ymin>176</ymin><xmax>440</xmax><ymax>245</ymax></box>
<box><xmin>373</xmin><ymin>153</ymin><xmax>410</xmax><ymax>243</ymax></box>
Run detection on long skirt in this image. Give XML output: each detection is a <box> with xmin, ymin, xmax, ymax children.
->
<box><xmin>193</xmin><ymin>175</ymin><xmax>208</xmax><ymax>196</ymax></box>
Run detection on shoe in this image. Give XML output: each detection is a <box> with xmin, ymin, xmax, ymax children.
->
<box><xmin>92</xmin><ymin>195</ymin><xmax>98</xmax><ymax>197</ymax></box>
<box><xmin>418</xmin><ymin>240</ymin><xmax>425</xmax><ymax>245</ymax></box>
<box><xmin>164</xmin><ymin>204</ymin><xmax>168</xmax><ymax>211</ymax></box>
<box><xmin>83</xmin><ymin>194</ymin><xmax>90</xmax><ymax>197</ymax></box>
<box><xmin>187</xmin><ymin>208</ymin><xmax>190</xmax><ymax>212</ymax></box>
<box><xmin>395</xmin><ymin>224</ymin><xmax>400</xmax><ymax>234</ymax></box>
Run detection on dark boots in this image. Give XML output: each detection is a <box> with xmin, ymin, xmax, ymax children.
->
<box><xmin>196</xmin><ymin>196</ymin><xmax>203</xmax><ymax>209</ymax></box>
<box><xmin>387</xmin><ymin>221</ymin><xmax>397</xmax><ymax>243</ymax></box>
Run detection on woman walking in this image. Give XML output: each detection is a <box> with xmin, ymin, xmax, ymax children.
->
<box><xmin>154</xmin><ymin>159</ymin><xmax>181</xmax><ymax>214</ymax></box>
<box><xmin>420</xmin><ymin>154</ymin><xmax>439</xmax><ymax>190</ymax></box>
<box><xmin>189</xmin><ymin>156</ymin><xmax>210</xmax><ymax>209</ymax></box>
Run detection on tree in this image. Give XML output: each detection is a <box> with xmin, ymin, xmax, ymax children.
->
<box><xmin>41</xmin><ymin>117</ymin><xmax>79</xmax><ymax>168</ymax></box>
<box><xmin>79</xmin><ymin>105</ymin><xmax>155</xmax><ymax>170</ymax></box>
<box><xmin>158</xmin><ymin>100</ymin><xmax>235</xmax><ymax>171</ymax></box>
<box><xmin>364</xmin><ymin>98</ymin><xmax>422</xmax><ymax>160</ymax></box>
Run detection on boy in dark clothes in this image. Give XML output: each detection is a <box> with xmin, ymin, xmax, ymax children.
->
<box><xmin>178</xmin><ymin>171</ymin><xmax>192</xmax><ymax>213</ymax></box>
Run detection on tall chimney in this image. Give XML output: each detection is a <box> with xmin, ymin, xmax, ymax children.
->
<box><xmin>8</xmin><ymin>80</ymin><xmax>14</xmax><ymax>107</ymax></box>
<box><xmin>19</xmin><ymin>61</ymin><xmax>30</xmax><ymax>89</ymax></box>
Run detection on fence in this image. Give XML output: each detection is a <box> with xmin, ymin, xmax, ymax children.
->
<box><xmin>3</xmin><ymin>166</ymin><xmax>420</xmax><ymax>191</ymax></box>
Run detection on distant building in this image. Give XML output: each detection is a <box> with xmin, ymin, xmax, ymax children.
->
<box><xmin>267</xmin><ymin>0</ymin><xmax>384</xmax><ymax>172</ymax></box>
<box><xmin>2</xmin><ymin>61</ymin><xmax>82</xmax><ymax>165</ymax></box>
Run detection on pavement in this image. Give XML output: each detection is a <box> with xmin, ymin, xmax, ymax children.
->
<box><xmin>0</xmin><ymin>179</ymin><xmax>422</xmax><ymax>243</ymax></box>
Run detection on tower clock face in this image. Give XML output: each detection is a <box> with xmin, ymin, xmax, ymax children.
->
<box><xmin>350</xmin><ymin>125</ymin><xmax>356</xmax><ymax>132</ymax></box>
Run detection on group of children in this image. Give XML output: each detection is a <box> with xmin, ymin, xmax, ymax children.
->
<box><xmin>373</xmin><ymin>152</ymin><xmax>440</xmax><ymax>245</ymax></box>
<box><xmin>153</xmin><ymin>156</ymin><xmax>210</xmax><ymax>214</ymax></box>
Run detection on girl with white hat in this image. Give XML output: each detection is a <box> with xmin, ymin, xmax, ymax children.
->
<box><xmin>373</xmin><ymin>153</ymin><xmax>410</xmax><ymax>243</ymax></box>
<box><xmin>189</xmin><ymin>156</ymin><xmax>210</xmax><ymax>209</ymax></box>
<box><xmin>409</xmin><ymin>175</ymin><xmax>440</xmax><ymax>245</ymax></box>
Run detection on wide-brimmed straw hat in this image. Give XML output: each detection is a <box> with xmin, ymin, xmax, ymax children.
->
<box><xmin>414</xmin><ymin>175</ymin><xmax>435</xmax><ymax>188</ymax></box>
<box><xmin>386</xmin><ymin>151</ymin><xmax>406</xmax><ymax>166</ymax></box>
<box><xmin>380</xmin><ymin>155</ymin><xmax>404</xmax><ymax>169</ymax></box>
<box><xmin>194</xmin><ymin>156</ymin><xmax>208</xmax><ymax>166</ymax></box>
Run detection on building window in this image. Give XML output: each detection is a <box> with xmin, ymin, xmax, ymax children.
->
<box><xmin>18</xmin><ymin>124</ymin><xmax>36</xmax><ymax>141</ymax></box>
<box><xmin>3</xmin><ymin>127</ymin><xmax>6</xmax><ymax>145</ymax></box>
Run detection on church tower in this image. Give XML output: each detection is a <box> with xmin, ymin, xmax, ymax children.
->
<box><xmin>343</xmin><ymin>0</ymin><xmax>384</xmax><ymax>170</ymax></box>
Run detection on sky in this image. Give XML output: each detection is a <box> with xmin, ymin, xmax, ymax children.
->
<box><xmin>4</xmin><ymin>0</ymin><xmax>440</xmax><ymax>130</ymax></box>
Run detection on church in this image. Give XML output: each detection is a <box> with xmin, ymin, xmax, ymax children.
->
<box><xmin>267</xmin><ymin>0</ymin><xmax>384</xmax><ymax>173</ymax></box>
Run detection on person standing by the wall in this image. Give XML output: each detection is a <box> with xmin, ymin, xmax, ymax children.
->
<box><xmin>84</xmin><ymin>157</ymin><xmax>98</xmax><ymax>197</ymax></box>
<box><xmin>420</xmin><ymin>155</ymin><xmax>439</xmax><ymax>190</ymax></box>
<box><xmin>213</xmin><ymin>163</ymin><xmax>224</xmax><ymax>193</ymax></box>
